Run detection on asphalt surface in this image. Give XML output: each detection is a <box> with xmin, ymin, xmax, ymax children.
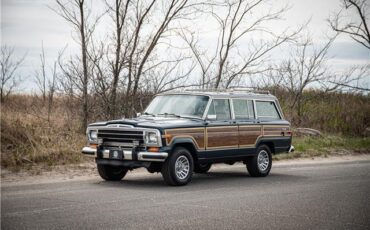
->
<box><xmin>2</xmin><ymin>160</ymin><xmax>370</xmax><ymax>230</ymax></box>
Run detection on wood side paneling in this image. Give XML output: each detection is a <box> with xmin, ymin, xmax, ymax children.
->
<box><xmin>165</xmin><ymin>125</ymin><xmax>291</xmax><ymax>152</ymax></box>
<box><xmin>239</xmin><ymin>125</ymin><xmax>262</xmax><ymax>146</ymax></box>
<box><xmin>206</xmin><ymin>126</ymin><xmax>238</xmax><ymax>149</ymax></box>
<box><xmin>263</xmin><ymin>126</ymin><xmax>291</xmax><ymax>137</ymax></box>
<box><xmin>165</xmin><ymin>128</ymin><xmax>205</xmax><ymax>149</ymax></box>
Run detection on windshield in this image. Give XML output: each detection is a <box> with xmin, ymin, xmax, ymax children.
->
<box><xmin>144</xmin><ymin>94</ymin><xmax>209</xmax><ymax>118</ymax></box>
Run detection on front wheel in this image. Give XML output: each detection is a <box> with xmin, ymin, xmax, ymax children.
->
<box><xmin>97</xmin><ymin>164</ymin><xmax>128</xmax><ymax>181</ymax></box>
<box><xmin>246</xmin><ymin>145</ymin><xmax>272</xmax><ymax>177</ymax></box>
<box><xmin>161</xmin><ymin>147</ymin><xmax>194</xmax><ymax>186</ymax></box>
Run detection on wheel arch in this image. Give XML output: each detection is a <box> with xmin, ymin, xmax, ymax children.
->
<box><xmin>169</xmin><ymin>138</ymin><xmax>199</xmax><ymax>163</ymax></box>
<box><xmin>256</xmin><ymin>140</ymin><xmax>275</xmax><ymax>154</ymax></box>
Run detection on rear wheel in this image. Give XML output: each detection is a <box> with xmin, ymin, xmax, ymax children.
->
<box><xmin>161</xmin><ymin>147</ymin><xmax>194</xmax><ymax>186</ymax></box>
<box><xmin>97</xmin><ymin>164</ymin><xmax>128</xmax><ymax>181</ymax></box>
<box><xmin>194</xmin><ymin>163</ymin><xmax>212</xmax><ymax>173</ymax></box>
<box><xmin>246</xmin><ymin>145</ymin><xmax>272</xmax><ymax>177</ymax></box>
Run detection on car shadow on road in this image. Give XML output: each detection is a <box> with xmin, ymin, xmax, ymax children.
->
<box><xmin>95</xmin><ymin>170</ymin><xmax>307</xmax><ymax>191</ymax></box>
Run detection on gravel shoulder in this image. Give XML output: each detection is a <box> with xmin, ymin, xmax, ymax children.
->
<box><xmin>1</xmin><ymin>154</ymin><xmax>370</xmax><ymax>187</ymax></box>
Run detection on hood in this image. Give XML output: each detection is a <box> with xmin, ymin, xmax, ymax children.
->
<box><xmin>88</xmin><ymin>116</ymin><xmax>205</xmax><ymax>130</ymax></box>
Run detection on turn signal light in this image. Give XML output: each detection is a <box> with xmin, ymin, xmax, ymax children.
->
<box><xmin>163</xmin><ymin>134</ymin><xmax>172</xmax><ymax>143</ymax></box>
<box><xmin>148</xmin><ymin>147</ymin><xmax>159</xmax><ymax>152</ymax></box>
<box><xmin>90</xmin><ymin>144</ymin><xmax>98</xmax><ymax>149</ymax></box>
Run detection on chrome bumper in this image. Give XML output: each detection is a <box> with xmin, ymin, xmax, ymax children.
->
<box><xmin>288</xmin><ymin>145</ymin><xmax>295</xmax><ymax>153</ymax></box>
<box><xmin>81</xmin><ymin>147</ymin><xmax>168</xmax><ymax>162</ymax></box>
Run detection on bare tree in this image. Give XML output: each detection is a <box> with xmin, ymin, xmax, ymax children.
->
<box><xmin>33</xmin><ymin>42</ymin><xmax>59</xmax><ymax>122</ymax></box>
<box><xmin>328</xmin><ymin>0</ymin><xmax>370</xmax><ymax>92</ymax></box>
<box><xmin>88</xmin><ymin>42</ymin><xmax>113</xmax><ymax>119</ymax></box>
<box><xmin>91</xmin><ymin>0</ymin><xmax>202</xmax><ymax>116</ymax></box>
<box><xmin>124</xmin><ymin>0</ymin><xmax>199</xmax><ymax>114</ymax></box>
<box><xmin>266</xmin><ymin>36</ymin><xmax>336</xmax><ymax>125</ymax></box>
<box><xmin>180</xmin><ymin>0</ymin><xmax>302</xmax><ymax>89</ymax></box>
<box><xmin>102</xmin><ymin>0</ymin><xmax>131</xmax><ymax>118</ymax></box>
<box><xmin>329</xmin><ymin>0</ymin><xmax>370</xmax><ymax>49</ymax></box>
<box><xmin>35</xmin><ymin>42</ymin><xmax>47</xmax><ymax>102</ymax></box>
<box><xmin>0</xmin><ymin>45</ymin><xmax>26</xmax><ymax>103</ymax></box>
<box><xmin>54</xmin><ymin>0</ymin><xmax>103</xmax><ymax>131</ymax></box>
<box><xmin>179</xmin><ymin>29</ymin><xmax>218</xmax><ymax>89</ymax></box>
<box><xmin>324</xmin><ymin>64</ymin><xmax>370</xmax><ymax>92</ymax></box>
<box><xmin>47</xmin><ymin>61</ymin><xmax>58</xmax><ymax>123</ymax></box>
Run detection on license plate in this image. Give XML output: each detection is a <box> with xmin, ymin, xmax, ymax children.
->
<box><xmin>109</xmin><ymin>150</ymin><xmax>123</xmax><ymax>160</ymax></box>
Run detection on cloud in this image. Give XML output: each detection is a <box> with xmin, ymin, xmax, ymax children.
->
<box><xmin>329</xmin><ymin>42</ymin><xmax>370</xmax><ymax>60</ymax></box>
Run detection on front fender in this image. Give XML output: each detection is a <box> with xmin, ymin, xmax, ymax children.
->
<box><xmin>160</xmin><ymin>137</ymin><xmax>199</xmax><ymax>154</ymax></box>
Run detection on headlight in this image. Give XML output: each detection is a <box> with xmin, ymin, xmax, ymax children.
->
<box><xmin>89</xmin><ymin>130</ymin><xmax>98</xmax><ymax>141</ymax></box>
<box><xmin>148</xmin><ymin>132</ymin><xmax>158</xmax><ymax>143</ymax></box>
<box><xmin>144</xmin><ymin>130</ymin><xmax>161</xmax><ymax>146</ymax></box>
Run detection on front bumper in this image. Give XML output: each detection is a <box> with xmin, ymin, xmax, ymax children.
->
<box><xmin>82</xmin><ymin>146</ymin><xmax>168</xmax><ymax>162</ymax></box>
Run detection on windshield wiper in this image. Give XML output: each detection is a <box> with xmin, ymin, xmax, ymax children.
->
<box><xmin>179</xmin><ymin>115</ymin><xmax>203</xmax><ymax>121</ymax></box>
<box><xmin>158</xmin><ymin>113</ymin><xmax>181</xmax><ymax>118</ymax></box>
<box><xmin>158</xmin><ymin>113</ymin><xmax>203</xmax><ymax>120</ymax></box>
<box><xmin>142</xmin><ymin>112</ymin><xmax>155</xmax><ymax>117</ymax></box>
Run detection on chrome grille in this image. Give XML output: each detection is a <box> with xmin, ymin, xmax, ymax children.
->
<box><xmin>98</xmin><ymin>128</ymin><xmax>144</xmax><ymax>147</ymax></box>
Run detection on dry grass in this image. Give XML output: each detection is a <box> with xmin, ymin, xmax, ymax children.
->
<box><xmin>1</xmin><ymin>95</ymin><xmax>86</xmax><ymax>172</ymax></box>
<box><xmin>273</xmin><ymin>135</ymin><xmax>370</xmax><ymax>161</ymax></box>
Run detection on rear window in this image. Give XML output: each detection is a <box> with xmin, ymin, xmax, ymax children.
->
<box><xmin>255</xmin><ymin>101</ymin><xmax>280</xmax><ymax>119</ymax></box>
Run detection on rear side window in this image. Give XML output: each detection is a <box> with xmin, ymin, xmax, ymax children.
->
<box><xmin>208</xmin><ymin>99</ymin><xmax>231</xmax><ymax>120</ymax></box>
<box><xmin>232</xmin><ymin>99</ymin><xmax>254</xmax><ymax>119</ymax></box>
<box><xmin>256</xmin><ymin>101</ymin><xmax>280</xmax><ymax>119</ymax></box>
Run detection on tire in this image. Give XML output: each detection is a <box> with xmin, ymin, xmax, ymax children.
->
<box><xmin>97</xmin><ymin>164</ymin><xmax>128</xmax><ymax>181</ymax></box>
<box><xmin>246</xmin><ymin>145</ymin><xmax>272</xmax><ymax>177</ymax></box>
<box><xmin>194</xmin><ymin>163</ymin><xmax>212</xmax><ymax>173</ymax></box>
<box><xmin>161</xmin><ymin>147</ymin><xmax>194</xmax><ymax>186</ymax></box>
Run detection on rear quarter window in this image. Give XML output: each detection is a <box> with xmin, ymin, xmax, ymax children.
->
<box><xmin>255</xmin><ymin>101</ymin><xmax>280</xmax><ymax>119</ymax></box>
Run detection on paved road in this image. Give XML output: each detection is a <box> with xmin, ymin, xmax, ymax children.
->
<box><xmin>2</xmin><ymin>160</ymin><xmax>370</xmax><ymax>230</ymax></box>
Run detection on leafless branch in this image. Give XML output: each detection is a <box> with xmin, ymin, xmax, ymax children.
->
<box><xmin>328</xmin><ymin>0</ymin><xmax>370</xmax><ymax>49</ymax></box>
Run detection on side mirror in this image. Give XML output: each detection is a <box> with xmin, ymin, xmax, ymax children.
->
<box><xmin>136</xmin><ymin>113</ymin><xmax>141</xmax><ymax>117</ymax></box>
<box><xmin>206</xmin><ymin>114</ymin><xmax>217</xmax><ymax>120</ymax></box>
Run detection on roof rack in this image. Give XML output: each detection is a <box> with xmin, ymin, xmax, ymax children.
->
<box><xmin>185</xmin><ymin>87</ymin><xmax>270</xmax><ymax>95</ymax></box>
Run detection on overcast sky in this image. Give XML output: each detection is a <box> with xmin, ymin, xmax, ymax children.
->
<box><xmin>2</xmin><ymin>0</ymin><xmax>369</xmax><ymax>92</ymax></box>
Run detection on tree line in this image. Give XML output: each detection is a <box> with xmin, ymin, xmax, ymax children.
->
<box><xmin>1</xmin><ymin>0</ymin><xmax>369</xmax><ymax>132</ymax></box>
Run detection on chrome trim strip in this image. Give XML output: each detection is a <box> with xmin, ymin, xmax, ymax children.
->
<box><xmin>103</xmin><ymin>149</ymin><xmax>110</xmax><ymax>158</ymax></box>
<box><xmin>103</xmin><ymin>141</ymin><xmax>136</xmax><ymax>147</ymax></box>
<box><xmin>82</xmin><ymin>147</ymin><xmax>97</xmax><ymax>157</ymax></box>
<box><xmin>98</xmin><ymin>132</ymin><xmax>143</xmax><ymax>136</ymax></box>
<box><xmin>138</xmin><ymin>152</ymin><xmax>168</xmax><ymax>162</ymax></box>
<box><xmin>101</xmin><ymin>149</ymin><xmax>133</xmax><ymax>159</ymax></box>
<box><xmin>82</xmin><ymin>146</ymin><xmax>166</xmax><ymax>162</ymax></box>
<box><xmin>123</xmin><ymin>150</ymin><xmax>133</xmax><ymax>160</ymax></box>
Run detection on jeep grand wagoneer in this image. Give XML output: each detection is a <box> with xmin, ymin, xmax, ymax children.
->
<box><xmin>82</xmin><ymin>90</ymin><xmax>294</xmax><ymax>186</ymax></box>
